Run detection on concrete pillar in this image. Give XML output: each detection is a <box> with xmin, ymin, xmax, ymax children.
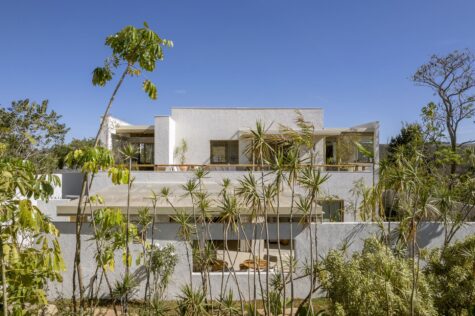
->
<box><xmin>154</xmin><ymin>116</ymin><xmax>176</xmax><ymax>165</ymax></box>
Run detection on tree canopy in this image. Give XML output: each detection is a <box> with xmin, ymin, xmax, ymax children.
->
<box><xmin>0</xmin><ymin>99</ymin><xmax>69</xmax><ymax>172</ymax></box>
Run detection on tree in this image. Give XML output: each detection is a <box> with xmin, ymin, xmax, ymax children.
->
<box><xmin>424</xmin><ymin>235</ymin><xmax>475</xmax><ymax>315</ymax></box>
<box><xmin>53</xmin><ymin>137</ymin><xmax>95</xmax><ymax>169</ymax></box>
<box><xmin>320</xmin><ymin>237</ymin><xmax>436</xmax><ymax>316</ymax></box>
<box><xmin>386</xmin><ymin>123</ymin><xmax>424</xmax><ymax>162</ymax></box>
<box><xmin>70</xmin><ymin>22</ymin><xmax>172</xmax><ymax>312</ymax></box>
<box><xmin>92</xmin><ymin>22</ymin><xmax>173</xmax><ymax>144</ymax></box>
<box><xmin>0</xmin><ymin>99</ymin><xmax>69</xmax><ymax>172</ymax></box>
<box><xmin>413</xmin><ymin>50</ymin><xmax>475</xmax><ymax>173</ymax></box>
<box><xmin>0</xmin><ymin>158</ymin><xmax>64</xmax><ymax>315</ymax></box>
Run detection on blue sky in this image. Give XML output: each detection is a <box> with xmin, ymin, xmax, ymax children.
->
<box><xmin>1</xmin><ymin>0</ymin><xmax>474</xmax><ymax>143</ymax></box>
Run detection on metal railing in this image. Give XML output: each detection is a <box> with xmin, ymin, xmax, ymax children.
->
<box><xmin>128</xmin><ymin>163</ymin><xmax>373</xmax><ymax>172</ymax></box>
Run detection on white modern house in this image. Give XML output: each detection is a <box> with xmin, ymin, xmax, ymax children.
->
<box><xmin>98</xmin><ymin>107</ymin><xmax>378</xmax><ymax>171</ymax></box>
<box><xmin>55</xmin><ymin>107</ymin><xmax>379</xmax><ymax>222</ymax></box>
<box><xmin>41</xmin><ymin>108</ymin><xmax>475</xmax><ymax>301</ymax></box>
<box><xmin>45</xmin><ymin>107</ymin><xmax>384</xmax><ymax>299</ymax></box>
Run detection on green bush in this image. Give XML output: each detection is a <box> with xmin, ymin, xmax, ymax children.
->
<box><xmin>424</xmin><ymin>235</ymin><xmax>475</xmax><ymax>315</ymax></box>
<box><xmin>319</xmin><ymin>237</ymin><xmax>436</xmax><ymax>316</ymax></box>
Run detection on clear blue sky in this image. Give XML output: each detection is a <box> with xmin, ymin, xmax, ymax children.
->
<box><xmin>1</xmin><ymin>0</ymin><xmax>474</xmax><ymax>143</ymax></box>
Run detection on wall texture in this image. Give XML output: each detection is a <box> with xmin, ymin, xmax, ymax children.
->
<box><xmin>47</xmin><ymin>222</ymin><xmax>475</xmax><ymax>301</ymax></box>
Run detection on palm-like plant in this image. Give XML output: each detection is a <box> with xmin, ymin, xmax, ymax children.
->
<box><xmin>177</xmin><ymin>284</ymin><xmax>209</xmax><ymax>316</ymax></box>
<box><xmin>118</xmin><ymin>143</ymin><xmax>138</xmax><ymax>314</ymax></box>
<box><xmin>172</xmin><ymin>211</ymin><xmax>195</xmax><ymax>286</ymax></box>
<box><xmin>143</xmin><ymin>191</ymin><xmax>160</xmax><ymax>303</ymax></box>
<box><xmin>218</xmin><ymin>192</ymin><xmax>245</xmax><ymax>315</ymax></box>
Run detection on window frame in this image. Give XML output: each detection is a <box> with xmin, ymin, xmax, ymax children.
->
<box><xmin>210</xmin><ymin>140</ymin><xmax>239</xmax><ymax>164</ymax></box>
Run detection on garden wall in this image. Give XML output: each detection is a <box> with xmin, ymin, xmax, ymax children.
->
<box><xmin>47</xmin><ymin>222</ymin><xmax>475</xmax><ymax>300</ymax></box>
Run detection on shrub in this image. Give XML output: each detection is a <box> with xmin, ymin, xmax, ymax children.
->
<box><xmin>424</xmin><ymin>235</ymin><xmax>475</xmax><ymax>315</ymax></box>
<box><xmin>319</xmin><ymin>237</ymin><xmax>436</xmax><ymax>316</ymax></box>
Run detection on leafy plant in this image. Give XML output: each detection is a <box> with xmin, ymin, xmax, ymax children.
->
<box><xmin>320</xmin><ymin>237</ymin><xmax>436</xmax><ymax>316</ymax></box>
<box><xmin>424</xmin><ymin>235</ymin><xmax>475</xmax><ymax>315</ymax></box>
<box><xmin>70</xmin><ymin>22</ymin><xmax>172</xmax><ymax>312</ymax></box>
<box><xmin>0</xmin><ymin>158</ymin><xmax>64</xmax><ymax>315</ymax></box>
<box><xmin>0</xmin><ymin>99</ymin><xmax>69</xmax><ymax>172</ymax></box>
<box><xmin>177</xmin><ymin>284</ymin><xmax>209</xmax><ymax>316</ymax></box>
<box><xmin>174</xmin><ymin>139</ymin><xmax>188</xmax><ymax>165</ymax></box>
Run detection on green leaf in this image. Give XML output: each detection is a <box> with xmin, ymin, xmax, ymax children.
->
<box><xmin>92</xmin><ymin>66</ymin><xmax>113</xmax><ymax>86</ymax></box>
<box><xmin>143</xmin><ymin>79</ymin><xmax>158</xmax><ymax>100</ymax></box>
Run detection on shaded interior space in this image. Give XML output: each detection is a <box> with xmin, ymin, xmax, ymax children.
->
<box><xmin>112</xmin><ymin>125</ymin><xmax>155</xmax><ymax>170</ymax></box>
<box><xmin>325</xmin><ymin>133</ymin><xmax>374</xmax><ymax>165</ymax></box>
<box><xmin>192</xmin><ymin>239</ymin><xmax>294</xmax><ymax>273</ymax></box>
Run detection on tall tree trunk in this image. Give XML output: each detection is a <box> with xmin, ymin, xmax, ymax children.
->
<box><xmin>72</xmin><ymin>65</ymin><xmax>130</xmax><ymax>312</ymax></box>
<box><xmin>289</xmin><ymin>181</ymin><xmax>296</xmax><ymax>316</ymax></box>
<box><xmin>124</xmin><ymin>157</ymin><xmax>132</xmax><ymax>314</ymax></box>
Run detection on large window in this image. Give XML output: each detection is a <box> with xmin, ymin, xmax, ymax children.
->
<box><xmin>138</xmin><ymin>143</ymin><xmax>154</xmax><ymax>164</ymax></box>
<box><xmin>320</xmin><ymin>200</ymin><xmax>344</xmax><ymax>222</ymax></box>
<box><xmin>210</xmin><ymin>141</ymin><xmax>239</xmax><ymax>164</ymax></box>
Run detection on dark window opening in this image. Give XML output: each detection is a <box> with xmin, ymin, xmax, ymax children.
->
<box><xmin>320</xmin><ymin>200</ymin><xmax>344</xmax><ymax>222</ymax></box>
<box><xmin>210</xmin><ymin>140</ymin><xmax>239</xmax><ymax>164</ymax></box>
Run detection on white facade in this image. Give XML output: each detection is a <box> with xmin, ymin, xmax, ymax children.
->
<box><xmin>89</xmin><ymin>107</ymin><xmax>380</xmax><ymax>222</ymax></box>
<box><xmin>100</xmin><ymin>107</ymin><xmax>378</xmax><ymax>167</ymax></box>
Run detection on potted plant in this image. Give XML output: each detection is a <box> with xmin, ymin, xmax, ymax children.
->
<box><xmin>174</xmin><ymin>139</ymin><xmax>188</xmax><ymax>171</ymax></box>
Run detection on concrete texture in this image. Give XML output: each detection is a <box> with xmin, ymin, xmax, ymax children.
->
<box><xmin>48</xmin><ymin>221</ymin><xmax>475</xmax><ymax>301</ymax></box>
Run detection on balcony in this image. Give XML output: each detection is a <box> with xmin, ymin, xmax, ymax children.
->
<box><xmin>127</xmin><ymin>163</ymin><xmax>373</xmax><ymax>172</ymax></box>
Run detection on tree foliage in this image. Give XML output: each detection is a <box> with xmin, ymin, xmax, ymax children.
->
<box><xmin>0</xmin><ymin>158</ymin><xmax>64</xmax><ymax>315</ymax></box>
<box><xmin>0</xmin><ymin>99</ymin><xmax>69</xmax><ymax>172</ymax></box>
<box><xmin>92</xmin><ymin>22</ymin><xmax>173</xmax><ymax>100</ymax></box>
<box><xmin>320</xmin><ymin>237</ymin><xmax>436</xmax><ymax>316</ymax></box>
<box><xmin>424</xmin><ymin>235</ymin><xmax>475</xmax><ymax>315</ymax></box>
<box><xmin>386</xmin><ymin>123</ymin><xmax>424</xmax><ymax>162</ymax></box>
<box><xmin>53</xmin><ymin>137</ymin><xmax>95</xmax><ymax>169</ymax></box>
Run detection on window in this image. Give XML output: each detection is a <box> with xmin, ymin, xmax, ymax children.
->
<box><xmin>320</xmin><ymin>200</ymin><xmax>344</xmax><ymax>222</ymax></box>
<box><xmin>210</xmin><ymin>141</ymin><xmax>239</xmax><ymax>164</ymax></box>
<box><xmin>356</xmin><ymin>138</ymin><xmax>373</xmax><ymax>163</ymax></box>
<box><xmin>138</xmin><ymin>143</ymin><xmax>154</xmax><ymax>164</ymax></box>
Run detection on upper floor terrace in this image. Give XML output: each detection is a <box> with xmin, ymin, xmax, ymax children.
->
<box><xmin>99</xmin><ymin>107</ymin><xmax>379</xmax><ymax>174</ymax></box>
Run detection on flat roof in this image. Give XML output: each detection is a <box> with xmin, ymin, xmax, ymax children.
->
<box><xmin>115</xmin><ymin>125</ymin><xmax>154</xmax><ymax>134</ymax></box>
<box><xmin>56</xmin><ymin>183</ymin><xmax>322</xmax><ymax>216</ymax></box>
<box><xmin>170</xmin><ymin>107</ymin><xmax>323</xmax><ymax>110</ymax></box>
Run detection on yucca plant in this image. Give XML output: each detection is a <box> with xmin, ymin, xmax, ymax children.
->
<box><xmin>172</xmin><ymin>210</ymin><xmax>195</xmax><ymax>286</ymax></box>
<box><xmin>218</xmin><ymin>291</ymin><xmax>240</xmax><ymax>316</ymax></box>
<box><xmin>177</xmin><ymin>284</ymin><xmax>209</xmax><ymax>316</ymax></box>
<box><xmin>112</xmin><ymin>274</ymin><xmax>138</xmax><ymax>314</ymax></box>
<box><xmin>218</xmin><ymin>191</ymin><xmax>245</xmax><ymax>315</ymax></box>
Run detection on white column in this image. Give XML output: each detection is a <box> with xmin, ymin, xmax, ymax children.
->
<box><xmin>154</xmin><ymin>116</ymin><xmax>176</xmax><ymax>165</ymax></box>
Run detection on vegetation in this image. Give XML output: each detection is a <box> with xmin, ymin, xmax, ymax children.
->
<box><xmin>0</xmin><ymin>157</ymin><xmax>64</xmax><ymax>315</ymax></box>
<box><xmin>69</xmin><ymin>22</ymin><xmax>173</xmax><ymax>314</ymax></box>
<box><xmin>174</xmin><ymin>139</ymin><xmax>188</xmax><ymax>165</ymax></box>
<box><xmin>0</xmin><ymin>99</ymin><xmax>69</xmax><ymax>173</ymax></box>
<box><xmin>2</xmin><ymin>22</ymin><xmax>475</xmax><ymax>315</ymax></box>
<box><xmin>413</xmin><ymin>50</ymin><xmax>475</xmax><ymax>173</ymax></box>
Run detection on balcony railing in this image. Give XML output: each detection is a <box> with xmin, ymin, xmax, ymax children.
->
<box><xmin>128</xmin><ymin>163</ymin><xmax>373</xmax><ymax>172</ymax></box>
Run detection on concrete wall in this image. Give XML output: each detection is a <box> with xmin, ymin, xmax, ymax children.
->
<box><xmin>47</xmin><ymin>222</ymin><xmax>475</xmax><ymax>301</ymax></box>
<box><xmin>154</xmin><ymin>116</ymin><xmax>176</xmax><ymax>164</ymax></box>
<box><xmin>166</xmin><ymin>108</ymin><xmax>324</xmax><ymax>165</ymax></box>
<box><xmin>85</xmin><ymin>170</ymin><xmax>372</xmax><ymax>221</ymax></box>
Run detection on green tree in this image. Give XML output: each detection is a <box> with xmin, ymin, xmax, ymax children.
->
<box><xmin>53</xmin><ymin>137</ymin><xmax>95</xmax><ymax>169</ymax></box>
<box><xmin>0</xmin><ymin>99</ymin><xmax>69</xmax><ymax>172</ymax></box>
<box><xmin>320</xmin><ymin>237</ymin><xmax>436</xmax><ymax>316</ymax></box>
<box><xmin>0</xmin><ymin>158</ymin><xmax>64</xmax><ymax>315</ymax></box>
<box><xmin>424</xmin><ymin>235</ymin><xmax>475</xmax><ymax>315</ymax></box>
<box><xmin>92</xmin><ymin>22</ymin><xmax>173</xmax><ymax>144</ymax></box>
<box><xmin>386</xmin><ymin>123</ymin><xmax>424</xmax><ymax>162</ymax></box>
<box><xmin>70</xmin><ymin>22</ymin><xmax>172</xmax><ymax>312</ymax></box>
